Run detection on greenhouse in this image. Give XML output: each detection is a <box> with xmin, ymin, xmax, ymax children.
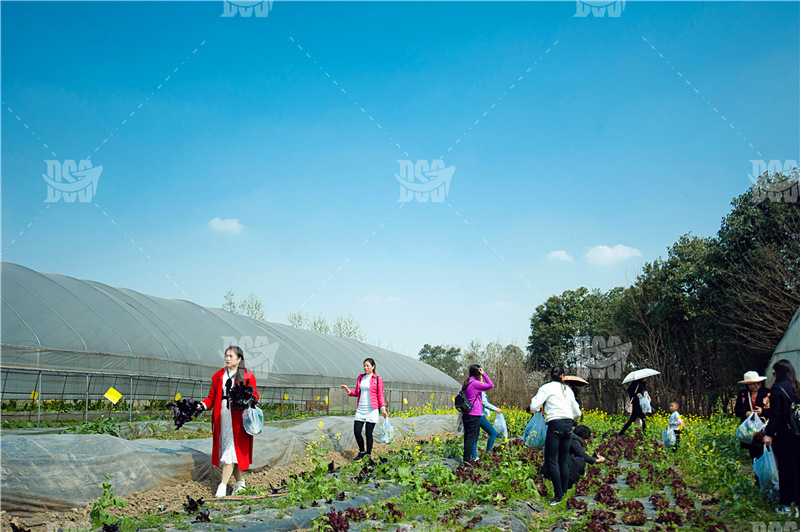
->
<box><xmin>0</xmin><ymin>262</ymin><xmax>460</xmax><ymax>423</ymax></box>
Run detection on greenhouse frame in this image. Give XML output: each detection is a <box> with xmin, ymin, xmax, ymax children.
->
<box><xmin>0</xmin><ymin>262</ymin><xmax>460</xmax><ymax>424</ymax></box>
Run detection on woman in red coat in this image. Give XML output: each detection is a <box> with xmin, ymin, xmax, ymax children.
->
<box><xmin>197</xmin><ymin>346</ymin><xmax>259</xmax><ymax>498</ymax></box>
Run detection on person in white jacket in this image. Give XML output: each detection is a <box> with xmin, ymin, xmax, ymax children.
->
<box><xmin>529</xmin><ymin>365</ymin><xmax>582</xmax><ymax>505</ymax></box>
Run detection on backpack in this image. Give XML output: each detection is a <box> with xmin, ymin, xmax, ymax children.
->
<box><xmin>776</xmin><ymin>385</ymin><xmax>800</xmax><ymax>436</ymax></box>
<box><xmin>454</xmin><ymin>388</ymin><xmax>473</xmax><ymax>413</ymax></box>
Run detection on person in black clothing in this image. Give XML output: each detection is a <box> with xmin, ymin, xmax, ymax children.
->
<box><xmin>619</xmin><ymin>378</ymin><xmax>648</xmax><ymax>435</ymax></box>
<box><xmin>568</xmin><ymin>425</ymin><xmax>605</xmax><ymax>489</ymax></box>
<box><xmin>733</xmin><ymin>370</ymin><xmax>770</xmax><ymax>460</ymax></box>
<box><xmin>762</xmin><ymin>359</ymin><xmax>800</xmax><ymax>517</ymax></box>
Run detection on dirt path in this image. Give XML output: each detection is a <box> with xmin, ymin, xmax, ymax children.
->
<box><xmin>2</xmin><ymin>433</ymin><xmax>452</xmax><ymax>532</ymax></box>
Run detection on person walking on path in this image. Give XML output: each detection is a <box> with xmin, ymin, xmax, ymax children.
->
<box><xmin>197</xmin><ymin>346</ymin><xmax>259</xmax><ymax>498</ymax></box>
<box><xmin>734</xmin><ymin>370</ymin><xmax>770</xmax><ymax>460</ymax></box>
<box><xmin>530</xmin><ymin>365</ymin><xmax>582</xmax><ymax>505</ymax></box>
<box><xmin>471</xmin><ymin>386</ymin><xmax>501</xmax><ymax>461</ymax></box>
<box><xmin>619</xmin><ymin>378</ymin><xmax>649</xmax><ymax>435</ymax></box>
<box><xmin>762</xmin><ymin>359</ymin><xmax>800</xmax><ymax>517</ymax></box>
<box><xmin>460</xmin><ymin>365</ymin><xmax>494</xmax><ymax>465</ymax></box>
<box><xmin>340</xmin><ymin>358</ymin><xmax>387</xmax><ymax>461</ymax></box>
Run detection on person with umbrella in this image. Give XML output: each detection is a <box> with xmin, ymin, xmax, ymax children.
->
<box><xmin>619</xmin><ymin>368</ymin><xmax>659</xmax><ymax>435</ymax></box>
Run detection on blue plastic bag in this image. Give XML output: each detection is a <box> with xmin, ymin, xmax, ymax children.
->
<box><xmin>523</xmin><ymin>412</ymin><xmax>547</xmax><ymax>449</ymax></box>
<box><xmin>493</xmin><ymin>412</ymin><xmax>508</xmax><ymax>440</ymax></box>
<box><xmin>736</xmin><ymin>412</ymin><xmax>765</xmax><ymax>444</ymax></box>
<box><xmin>753</xmin><ymin>446</ymin><xmax>779</xmax><ymax>493</ymax></box>
<box><xmin>380</xmin><ymin>417</ymin><xmax>395</xmax><ymax>444</ymax></box>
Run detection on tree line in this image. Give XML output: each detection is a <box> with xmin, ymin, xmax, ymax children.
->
<box><xmin>526</xmin><ymin>172</ymin><xmax>799</xmax><ymax>414</ymax></box>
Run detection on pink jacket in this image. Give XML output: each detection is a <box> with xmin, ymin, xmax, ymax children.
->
<box><xmin>349</xmin><ymin>373</ymin><xmax>387</xmax><ymax>409</ymax></box>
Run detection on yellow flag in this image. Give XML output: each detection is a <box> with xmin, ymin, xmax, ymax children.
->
<box><xmin>104</xmin><ymin>387</ymin><xmax>122</xmax><ymax>404</ymax></box>
<box><xmin>316</xmin><ymin>396</ymin><xmax>320</xmax><ymax>401</ymax></box>
<box><xmin>430</xmin><ymin>393</ymin><xmax>435</xmax><ymax>399</ymax></box>
<box><xmin>403</xmin><ymin>398</ymin><xmax>408</xmax><ymax>405</ymax></box>
<box><xmin>325</xmin><ymin>396</ymin><xmax>329</xmax><ymax>405</ymax></box>
<box><xmin>174</xmin><ymin>393</ymin><xmax>182</xmax><ymax>401</ymax></box>
<box><xmin>451</xmin><ymin>396</ymin><xmax>455</xmax><ymax>402</ymax></box>
<box><xmin>30</xmin><ymin>390</ymin><xmax>38</xmax><ymax>400</ymax></box>
<box><xmin>283</xmin><ymin>393</ymin><xmax>289</xmax><ymax>400</ymax></box>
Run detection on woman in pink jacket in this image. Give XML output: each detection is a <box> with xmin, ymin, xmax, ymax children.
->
<box><xmin>340</xmin><ymin>358</ymin><xmax>387</xmax><ymax>460</ymax></box>
<box><xmin>461</xmin><ymin>364</ymin><xmax>494</xmax><ymax>464</ymax></box>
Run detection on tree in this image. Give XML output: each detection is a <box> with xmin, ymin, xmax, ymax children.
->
<box><xmin>222</xmin><ymin>290</ymin><xmax>266</xmax><ymax>321</ymax></box>
<box><xmin>418</xmin><ymin>344</ymin><xmax>462</xmax><ymax>380</ymax></box>
<box><xmin>527</xmin><ymin>287</ymin><xmax>620</xmax><ymax>370</ymax></box>
<box><xmin>286</xmin><ymin>310</ymin><xmax>367</xmax><ymax>340</ymax></box>
<box><xmin>331</xmin><ymin>313</ymin><xmax>366</xmax><ymax>342</ymax></box>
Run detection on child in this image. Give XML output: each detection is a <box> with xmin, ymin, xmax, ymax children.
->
<box><xmin>668</xmin><ymin>401</ymin><xmax>685</xmax><ymax>451</ymax></box>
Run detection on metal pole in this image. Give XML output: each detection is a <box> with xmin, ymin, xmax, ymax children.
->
<box><xmin>85</xmin><ymin>374</ymin><xmax>89</xmax><ymax>423</ymax></box>
<box><xmin>36</xmin><ymin>371</ymin><xmax>42</xmax><ymax>428</ymax></box>
<box><xmin>129</xmin><ymin>376</ymin><xmax>133</xmax><ymax>422</ymax></box>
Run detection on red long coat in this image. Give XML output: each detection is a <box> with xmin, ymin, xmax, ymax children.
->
<box><xmin>201</xmin><ymin>368</ymin><xmax>259</xmax><ymax>469</ymax></box>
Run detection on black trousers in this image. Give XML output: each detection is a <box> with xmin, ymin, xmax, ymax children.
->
<box><xmin>462</xmin><ymin>414</ymin><xmax>482</xmax><ymax>464</ymax></box>
<box><xmin>354</xmin><ymin>420</ymin><xmax>376</xmax><ymax>454</ymax></box>
<box><xmin>620</xmin><ymin>412</ymin><xmax>646</xmax><ymax>435</ymax></box>
<box><xmin>774</xmin><ymin>433</ymin><xmax>800</xmax><ymax>506</ymax></box>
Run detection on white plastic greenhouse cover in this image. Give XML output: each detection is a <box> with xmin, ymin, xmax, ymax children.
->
<box><xmin>766</xmin><ymin>305</ymin><xmax>800</xmax><ymax>387</ymax></box>
<box><xmin>0</xmin><ymin>262</ymin><xmax>460</xmax><ymax>393</ymax></box>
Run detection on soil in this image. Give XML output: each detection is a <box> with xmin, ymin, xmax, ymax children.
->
<box><xmin>2</xmin><ymin>433</ymin><xmax>453</xmax><ymax>532</ymax></box>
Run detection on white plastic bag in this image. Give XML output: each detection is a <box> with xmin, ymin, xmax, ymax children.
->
<box><xmin>243</xmin><ymin>406</ymin><xmax>264</xmax><ymax>436</ymax></box>
<box><xmin>662</xmin><ymin>428</ymin><xmax>676</xmax><ymax>448</ymax></box>
<box><xmin>454</xmin><ymin>413</ymin><xmax>464</xmax><ymax>436</ymax></box>
<box><xmin>639</xmin><ymin>392</ymin><xmax>652</xmax><ymax>414</ymax></box>
<box><xmin>753</xmin><ymin>446</ymin><xmax>779</xmax><ymax>493</ymax></box>
<box><xmin>736</xmin><ymin>412</ymin><xmax>765</xmax><ymax>444</ymax></box>
<box><xmin>493</xmin><ymin>412</ymin><xmax>508</xmax><ymax>440</ymax></box>
<box><xmin>380</xmin><ymin>417</ymin><xmax>395</xmax><ymax>444</ymax></box>
<box><xmin>523</xmin><ymin>411</ymin><xmax>547</xmax><ymax>449</ymax></box>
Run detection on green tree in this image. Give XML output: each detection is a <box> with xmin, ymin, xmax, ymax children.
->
<box><xmin>418</xmin><ymin>344</ymin><xmax>462</xmax><ymax>380</ymax></box>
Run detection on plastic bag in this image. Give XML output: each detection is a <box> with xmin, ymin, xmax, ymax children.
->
<box><xmin>662</xmin><ymin>428</ymin><xmax>676</xmax><ymax>448</ymax></box>
<box><xmin>624</xmin><ymin>399</ymin><xmax>633</xmax><ymax>415</ymax></box>
<box><xmin>493</xmin><ymin>412</ymin><xmax>508</xmax><ymax>440</ymax></box>
<box><xmin>380</xmin><ymin>417</ymin><xmax>395</xmax><ymax>444</ymax></box>
<box><xmin>753</xmin><ymin>446</ymin><xmax>779</xmax><ymax>493</ymax></box>
<box><xmin>639</xmin><ymin>392</ymin><xmax>652</xmax><ymax>414</ymax></box>
<box><xmin>454</xmin><ymin>413</ymin><xmax>464</xmax><ymax>435</ymax></box>
<box><xmin>523</xmin><ymin>411</ymin><xmax>547</xmax><ymax>449</ymax></box>
<box><xmin>243</xmin><ymin>406</ymin><xmax>264</xmax><ymax>436</ymax></box>
<box><xmin>736</xmin><ymin>412</ymin><xmax>765</xmax><ymax>444</ymax></box>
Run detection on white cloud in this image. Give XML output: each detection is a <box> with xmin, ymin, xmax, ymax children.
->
<box><xmin>585</xmin><ymin>244</ymin><xmax>642</xmax><ymax>265</ymax></box>
<box><xmin>359</xmin><ymin>295</ymin><xmax>402</xmax><ymax>303</ymax></box>
<box><xmin>546</xmin><ymin>250</ymin><xmax>574</xmax><ymax>262</ymax></box>
<box><xmin>208</xmin><ymin>217</ymin><xmax>243</xmax><ymax>234</ymax></box>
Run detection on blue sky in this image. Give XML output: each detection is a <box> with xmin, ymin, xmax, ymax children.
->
<box><xmin>2</xmin><ymin>1</ymin><xmax>798</xmax><ymax>357</ymax></box>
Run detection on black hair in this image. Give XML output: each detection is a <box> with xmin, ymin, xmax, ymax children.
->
<box><xmin>225</xmin><ymin>345</ymin><xmax>247</xmax><ymax>384</ymax></box>
<box><xmin>550</xmin><ymin>365</ymin><xmax>565</xmax><ymax>382</ymax></box>
<box><xmin>774</xmin><ymin>359</ymin><xmax>800</xmax><ymax>398</ymax></box>
<box><xmin>574</xmin><ymin>425</ymin><xmax>591</xmax><ymax>441</ymax></box>
<box><xmin>670</xmin><ymin>400</ymin><xmax>680</xmax><ymax>408</ymax></box>
<box><xmin>462</xmin><ymin>364</ymin><xmax>482</xmax><ymax>390</ymax></box>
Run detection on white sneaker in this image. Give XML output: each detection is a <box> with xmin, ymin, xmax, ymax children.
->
<box><xmin>215</xmin><ymin>483</ymin><xmax>227</xmax><ymax>498</ymax></box>
<box><xmin>232</xmin><ymin>480</ymin><xmax>246</xmax><ymax>495</ymax></box>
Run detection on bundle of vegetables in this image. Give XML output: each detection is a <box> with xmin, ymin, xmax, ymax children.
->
<box><xmin>229</xmin><ymin>382</ymin><xmax>256</xmax><ymax>411</ymax></box>
<box><xmin>166</xmin><ymin>398</ymin><xmax>203</xmax><ymax>429</ymax></box>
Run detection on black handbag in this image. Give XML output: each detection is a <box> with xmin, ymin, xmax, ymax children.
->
<box><xmin>454</xmin><ymin>389</ymin><xmax>473</xmax><ymax>413</ymax></box>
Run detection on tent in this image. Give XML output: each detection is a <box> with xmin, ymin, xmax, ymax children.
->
<box><xmin>765</xmin><ymin>305</ymin><xmax>800</xmax><ymax>387</ymax></box>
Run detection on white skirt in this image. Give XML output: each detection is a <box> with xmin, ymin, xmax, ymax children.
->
<box><xmin>219</xmin><ymin>404</ymin><xmax>237</xmax><ymax>464</ymax></box>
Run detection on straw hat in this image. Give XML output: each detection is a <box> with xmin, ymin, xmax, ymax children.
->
<box><xmin>739</xmin><ymin>371</ymin><xmax>767</xmax><ymax>384</ymax></box>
